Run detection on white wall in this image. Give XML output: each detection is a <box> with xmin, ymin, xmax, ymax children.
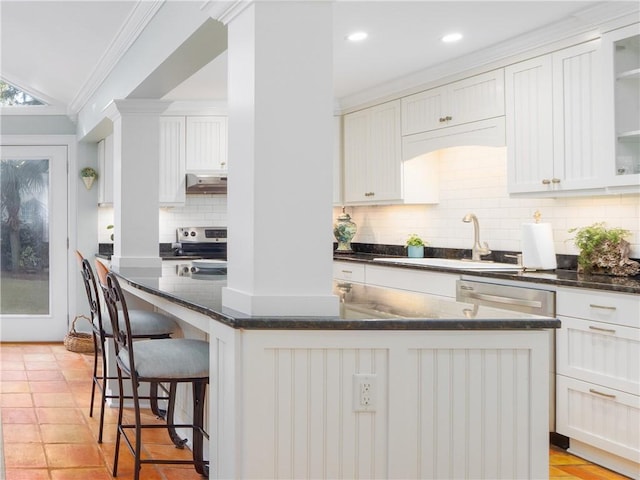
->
<box><xmin>336</xmin><ymin>146</ymin><xmax>640</xmax><ymax>257</ymax></box>
<box><xmin>98</xmin><ymin>195</ymin><xmax>227</xmax><ymax>244</ymax></box>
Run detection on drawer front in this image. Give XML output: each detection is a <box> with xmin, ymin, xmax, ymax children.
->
<box><xmin>333</xmin><ymin>261</ymin><xmax>365</xmax><ymax>283</ymax></box>
<box><xmin>556</xmin><ymin>375</ymin><xmax>640</xmax><ymax>463</ymax></box>
<box><xmin>557</xmin><ymin>287</ymin><xmax>640</xmax><ymax>328</ymax></box>
<box><xmin>365</xmin><ymin>265</ymin><xmax>458</xmax><ymax>298</ymax></box>
<box><xmin>557</xmin><ymin>316</ymin><xmax>640</xmax><ymax>395</ymax></box>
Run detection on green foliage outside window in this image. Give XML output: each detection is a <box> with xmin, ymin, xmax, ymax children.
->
<box><xmin>0</xmin><ymin>80</ymin><xmax>45</xmax><ymax>106</ymax></box>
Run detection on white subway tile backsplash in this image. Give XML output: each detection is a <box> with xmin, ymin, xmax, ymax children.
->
<box><xmin>335</xmin><ymin>146</ymin><xmax>640</xmax><ymax>257</ymax></box>
<box><xmin>99</xmin><ymin>195</ymin><xmax>228</xmax><ymax>245</ymax></box>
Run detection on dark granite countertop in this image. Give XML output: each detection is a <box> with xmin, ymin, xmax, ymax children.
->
<box><xmin>335</xmin><ymin>253</ymin><xmax>640</xmax><ymax>295</ymax></box>
<box><xmin>110</xmin><ymin>261</ymin><xmax>559</xmax><ymax>331</ymax></box>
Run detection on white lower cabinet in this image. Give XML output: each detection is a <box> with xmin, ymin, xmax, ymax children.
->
<box><xmin>556</xmin><ymin>376</ymin><xmax>640</xmax><ymax>473</ymax></box>
<box><xmin>556</xmin><ymin>287</ymin><xmax>640</xmax><ymax>476</ymax></box>
<box><xmin>557</xmin><ymin>316</ymin><xmax>639</xmax><ymax>395</ymax></box>
<box><xmin>333</xmin><ymin>261</ymin><xmax>458</xmax><ymax>298</ymax></box>
<box><xmin>365</xmin><ymin>264</ymin><xmax>458</xmax><ymax>298</ymax></box>
<box><xmin>333</xmin><ymin>261</ymin><xmax>365</xmax><ymax>283</ymax></box>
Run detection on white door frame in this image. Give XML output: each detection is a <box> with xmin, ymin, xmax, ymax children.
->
<box><xmin>0</xmin><ymin>135</ymin><xmax>77</xmax><ymax>341</ymax></box>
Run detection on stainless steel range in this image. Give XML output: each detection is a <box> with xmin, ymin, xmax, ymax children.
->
<box><xmin>174</xmin><ymin>227</ymin><xmax>227</xmax><ymax>259</ymax></box>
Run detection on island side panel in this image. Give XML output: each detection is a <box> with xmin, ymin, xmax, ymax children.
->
<box><xmin>241</xmin><ymin>329</ymin><xmax>549</xmax><ymax>479</ymax></box>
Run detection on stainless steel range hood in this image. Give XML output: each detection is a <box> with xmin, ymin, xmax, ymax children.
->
<box><xmin>185</xmin><ymin>173</ymin><xmax>228</xmax><ymax>194</ymax></box>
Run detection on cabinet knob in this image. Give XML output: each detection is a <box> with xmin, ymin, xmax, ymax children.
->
<box><xmin>541</xmin><ymin>179</ymin><xmax>551</xmax><ymax>185</ymax></box>
<box><xmin>439</xmin><ymin>117</ymin><xmax>446</xmax><ymax>123</ymax></box>
<box><xmin>445</xmin><ymin>116</ymin><xmax>452</xmax><ymax>121</ymax></box>
<box><xmin>551</xmin><ymin>178</ymin><xmax>561</xmax><ymax>184</ymax></box>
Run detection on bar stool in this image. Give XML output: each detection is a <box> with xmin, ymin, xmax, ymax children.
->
<box><xmin>95</xmin><ymin>260</ymin><xmax>209</xmax><ymax>479</ymax></box>
<box><xmin>75</xmin><ymin>252</ymin><xmax>177</xmax><ymax>443</ymax></box>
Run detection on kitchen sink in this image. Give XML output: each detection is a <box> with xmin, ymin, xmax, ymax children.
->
<box><xmin>372</xmin><ymin>257</ymin><xmax>522</xmax><ymax>271</ymax></box>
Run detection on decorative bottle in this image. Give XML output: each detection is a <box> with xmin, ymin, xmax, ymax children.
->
<box><xmin>333</xmin><ymin>207</ymin><xmax>357</xmax><ymax>253</ymax></box>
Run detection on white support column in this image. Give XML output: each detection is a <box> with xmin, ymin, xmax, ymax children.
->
<box><xmin>209</xmin><ymin>1</ymin><xmax>338</xmax><ymax>316</ymax></box>
<box><xmin>105</xmin><ymin>100</ymin><xmax>170</xmax><ymax>269</ymax></box>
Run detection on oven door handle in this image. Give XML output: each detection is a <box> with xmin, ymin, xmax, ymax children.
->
<box><xmin>463</xmin><ymin>291</ymin><xmax>542</xmax><ymax>309</ymax></box>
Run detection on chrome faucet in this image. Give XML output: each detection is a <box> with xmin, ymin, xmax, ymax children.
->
<box><xmin>462</xmin><ymin>213</ymin><xmax>491</xmax><ymax>261</ymax></box>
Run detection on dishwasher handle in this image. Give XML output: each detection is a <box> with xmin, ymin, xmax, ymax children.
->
<box><xmin>462</xmin><ymin>290</ymin><xmax>542</xmax><ymax>309</ymax></box>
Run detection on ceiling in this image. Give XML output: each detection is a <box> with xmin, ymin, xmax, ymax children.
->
<box><xmin>0</xmin><ymin>0</ymin><xmax>617</xmax><ymax>113</ymax></box>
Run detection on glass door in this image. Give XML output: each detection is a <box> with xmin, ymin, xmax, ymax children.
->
<box><xmin>0</xmin><ymin>145</ymin><xmax>68</xmax><ymax>341</ymax></box>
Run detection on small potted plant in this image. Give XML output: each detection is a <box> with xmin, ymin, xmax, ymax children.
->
<box><xmin>406</xmin><ymin>234</ymin><xmax>426</xmax><ymax>258</ymax></box>
<box><xmin>80</xmin><ymin>167</ymin><xmax>98</xmax><ymax>190</ymax></box>
<box><xmin>568</xmin><ymin>222</ymin><xmax>639</xmax><ymax>276</ymax></box>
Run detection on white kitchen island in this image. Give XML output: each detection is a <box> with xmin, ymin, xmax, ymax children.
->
<box><xmin>110</xmin><ymin>261</ymin><xmax>558</xmax><ymax>480</ymax></box>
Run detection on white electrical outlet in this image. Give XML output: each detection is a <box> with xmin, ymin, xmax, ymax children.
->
<box><xmin>353</xmin><ymin>373</ymin><xmax>376</xmax><ymax>412</ymax></box>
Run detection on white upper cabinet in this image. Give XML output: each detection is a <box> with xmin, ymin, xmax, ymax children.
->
<box><xmin>97</xmin><ymin>134</ymin><xmax>114</xmax><ymax>206</ymax></box>
<box><xmin>343</xmin><ymin>100</ymin><xmax>438</xmax><ymax>205</ymax></box>
<box><xmin>185</xmin><ymin>116</ymin><xmax>228</xmax><ymax>172</ymax></box>
<box><xmin>401</xmin><ymin>69</ymin><xmax>505</xmax><ymax>136</ymax></box>
<box><xmin>505</xmin><ymin>55</ymin><xmax>554</xmax><ymax>193</ymax></box>
<box><xmin>506</xmin><ymin>41</ymin><xmax>603</xmax><ymax>195</ymax></box>
<box><xmin>343</xmin><ymin>100</ymin><xmax>403</xmax><ymax>203</ymax></box>
<box><xmin>159</xmin><ymin>116</ymin><xmax>186</xmax><ymax>206</ymax></box>
<box><xmin>600</xmin><ymin>23</ymin><xmax>640</xmax><ymax>192</ymax></box>
<box><xmin>333</xmin><ymin>115</ymin><xmax>343</xmax><ymax>205</ymax></box>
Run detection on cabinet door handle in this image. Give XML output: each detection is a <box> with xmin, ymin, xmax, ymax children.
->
<box><xmin>445</xmin><ymin>115</ymin><xmax>452</xmax><ymax>121</ymax></box>
<box><xmin>542</xmin><ymin>179</ymin><xmax>551</xmax><ymax>185</ymax></box>
<box><xmin>589</xmin><ymin>388</ymin><xmax>616</xmax><ymax>399</ymax></box>
<box><xmin>439</xmin><ymin>117</ymin><xmax>446</xmax><ymax>123</ymax></box>
<box><xmin>551</xmin><ymin>178</ymin><xmax>561</xmax><ymax>183</ymax></box>
<box><xmin>341</xmin><ymin>270</ymin><xmax>352</xmax><ymax>274</ymax></box>
<box><xmin>364</xmin><ymin>192</ymin><xmax>375</xmax><ymax>197</ymax></box>
<box><xmin>588</xmin><ymin>325</ymin><xmax>616</xmax><ymax>334</ymax></box>
<box><xmin>589</xmin><ymin>304</ymin><xmax>617</xmax><ymax>311</ymax></box>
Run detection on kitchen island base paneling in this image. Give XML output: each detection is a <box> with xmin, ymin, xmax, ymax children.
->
<box><xmin>241</xmin><ymin>329</ymin><xmax>549</xmax><ymax>480</ymax></box>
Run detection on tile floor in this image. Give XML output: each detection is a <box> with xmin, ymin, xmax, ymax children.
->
<box><xmin>1</xmin><ymin>342</ymin><xmax>205</xmax><ymax>480</ymax></box>
<box><xmin>0</xmin><ymin>343</ymin><xmax>633</xmax><ymax>480</ymax></box>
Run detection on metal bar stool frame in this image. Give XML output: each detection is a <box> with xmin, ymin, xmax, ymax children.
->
<box><xmin>99</xmin><ymin>266</ymin><xmax>209</xmax><ymax>479</ymax></box>
<box><xmin>75</xmin><ymin>252</ymin><xmax>174</xmax><ymax>443</ymax></box>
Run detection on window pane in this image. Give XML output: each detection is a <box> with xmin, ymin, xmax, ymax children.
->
<box><xmin>0</xmin><ymin>80</ymin><xmax>46</xmax><ymax>106</ymax></box>
<box><xmin>0</xmin><ymin>158</ymin><xmax>50</xmax><ymax>314</ymax></box>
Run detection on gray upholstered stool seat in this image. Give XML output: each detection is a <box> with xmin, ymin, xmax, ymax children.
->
<box><xmin>118</xmin><ymin>338</ymin><xmax>209</xmax><ymax>379</ymax></box>
<box><xmin>98</xmin><ymin>309</ymin><xmax>177</xmax><ymax>337</ymax></box>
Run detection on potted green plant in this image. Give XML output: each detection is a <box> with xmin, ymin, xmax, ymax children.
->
<box><xmin>568</xmin><ymin>222</ymin><xmax>639</xmax><ymax>276</ymax></box>
<box><xmin>406</xmin><ymin>234</ymin><xmax>426</xmax><ymax>258</ymax></box>
<box><xmin>80</xmin><ymin>167</ymin><xmax>98</xmax><ymax>190</ymax></box>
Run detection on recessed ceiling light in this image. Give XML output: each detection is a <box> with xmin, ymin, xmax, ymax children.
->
<box><xmin>347</xmin><ymin>31</ymin><xmax>368</xmax><ymax>42</ymax></box>
<box><xmin>442</xmin><ymin>32</ymin><xmax>463</xmax><ymax>43</ymax></box>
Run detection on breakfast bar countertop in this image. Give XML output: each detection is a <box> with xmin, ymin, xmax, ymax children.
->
<box><xmin>109</xmin><ymin>261</ymin><xmax>559</xmax><ymax>331</ymax></box>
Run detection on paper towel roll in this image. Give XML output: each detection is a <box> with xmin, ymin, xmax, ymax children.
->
<box><xmin>521</xmin><ymin>223</ymin><xmax>557</xmax><ymax>270</ymax></box>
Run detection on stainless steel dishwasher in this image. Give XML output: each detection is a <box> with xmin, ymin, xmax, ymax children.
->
<box><xmin>456</xmin><ymin>279</ymin><xmax>555</xmax><ymax>316</ymax></box>
<box><xmin>456</xmin><ymin>278</ymin><xmax>557</xmax><ymax>433</ymax></box>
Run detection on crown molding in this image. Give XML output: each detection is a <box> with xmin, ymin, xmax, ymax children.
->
<box><xmin>201</xmin><ymin>0</ymin><xmax>252</xmax><ymax>25</ymax></box>
<box><xmin>337</xmin><ymin>2</ymin><xmax>640</xmax><ymax>113</ymax></box>
<box><xmin>68</xmin><ymin>1</ymin><xmax>165</xmax><ymax>115</ymax></box>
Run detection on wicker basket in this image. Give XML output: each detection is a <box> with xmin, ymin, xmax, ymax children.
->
<box><xmin>64</xmin><ymin>315</ymin><xmax>95</xmax><ymax>354</ymax></box>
